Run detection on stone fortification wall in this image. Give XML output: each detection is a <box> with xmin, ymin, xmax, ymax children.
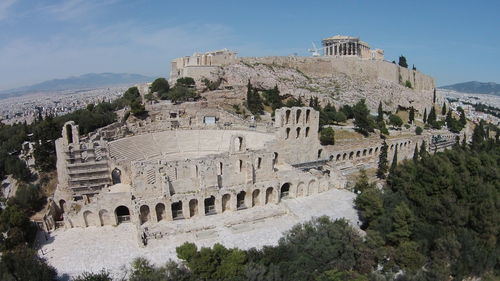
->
<box><xmin>239</xmin><ymin>56</ymin><xmax>434</xmax><ymax>91</ymax></box>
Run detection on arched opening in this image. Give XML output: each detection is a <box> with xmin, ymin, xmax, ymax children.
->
<box><xmin>305</xmin><ymin>109</ymin><xmax>310</xmax><ymax>123</ymax></box>
<box><xmin>285</xmin><ymin>128</ymin><xmax>290</xmax><ymax>139</ymax></box>
<box><xmin>369</xmin><ymin>148</ymin><xmax>373</xmax><ymax>155</ymax></box>
<box><xmin>296</xmin><ymin>109</ymin><xmax>302</xmax><ymax>124</ymax></box>
<box><xmin>296</xmin><ymin>127</ymin><xmax>301</xmax><ymax>138</ymax></box>
<box><xmin>83</xmin><ymin>210</ymin><xmax>95</xmax><ymax>227</ymax></box>
<box><xmin>375</xmin><ymin>147</ymin><xmax>379</xmax><ymax>153</ymax></box>
<box><xmin>237</xmin><ymin>191</ymin><xmax>247</xmax><ymax>210</ymax></box>
<box><xmin>336</xmin><ymin>154</ymin><xmax>341</xmax><ymax>161</ymax></box>
<box><xmin>252</xmin><ymin>189</ymin><xmax>260</xmax><ymax>207</ymax></box>
<box><xmin>217</xmin><ymin>162</ymin><xmax>223</xmax><ymax>175</ymax></box>
<box><xmin>308</xmin><ymin>180</ymin><xmax>317</xmax><ymax>195</ymax></box>
<box><xmin>156</xmin><ymin>203</ymin><xmax>166</xmax><ymax>222</ymax></box>
<box><xmin>363</xmin><ymin>149</ymin><xmax>367</xmax><ymax>156</ymax></box>
<box><xmin>204</xmin><ymin>196</ymin><xmax>216</xmax><ymax>215</ymax></box>
<box><xmin>356</xmin><ymin>151</ymin><xmax>361</xmax><ymax>157</ymax></box>
<box><xmin>285</xmin><ymin>110</ymin><xmax>291</xmax><ymax>124</ymax></box>
<box><xmin>280</xmin><ymin>183</ymin><xmax>290</xmax><ymax>199</ymax></box>
<box><xmin>273</xmin><ymin>152</ymin><xmax>279</xmax><ymax>167</ymax></box>
<box><xmin>343</xmin><ymin>153</ymin><xmax>347</xmax><ymax>160</ymax></box>
<box><xmin>297</xmin><ymin>183</ymin><xmax>305</xmax><ymax>197</ymax></box>
<box><xmin>234</xmin><ymin>137</ymin><xmax>243</xmax><ymax>151</ymax></box>
<box><xmin>189</xmin><ymin>199</ymin><xmax>198</xmax><ymax>217</ymax></box>
<box><xmin>99</xmin><ymin>209</ymin><xmax>111</xmax><ymax>226</ymax></box>
<box><xmin>66</xmin><ymin>124</ymin><xmax>73</xmax><ymax>143</ymax></box>
<box><xmin>239</xmin><ymin>159</ymin><xmax>243</xmax><ymax>172</ymax></box>
<box><xmin>115</xmin><ymin>206</ymin><xmax>131</xmax><ymax>224</ymax></box>
<box><xmin>222</xmin><ymin>194</ymin><xmax>231</xmax><ymax>212</ymax></box>
<box><xmin>111</xmin><ymin>168</ymin><xmax>121</xmax><ymax>184</ymax></box>
<box><xmin>349</xmin><ymin>152</ymin><xmax>354</xmax><ymax>160</ymax></box>
<box><xmin>305</xmin><ymin>127</ymin><xmax>310</xmax><ymax>137</ymax></box>
<box><xmin>256</xmin><ymin>157</ymin><xmax>262</xmax><ymax>169</ymax></box>
<box><xmin>171</xmin><ymin>201</ymin><xmax>183</xmax><ymax>220</ymax></box>
<box><xmin>139</xmin><ymin>205</ymin><xmax>150</xmax><ymax>225</ymax></box>
<box><xmin>317</xmin><ymin>149</ymin><xmax>322</xmax><ymax>159</ymax></box>
<box><xmin>265</xmin><ymin>187</ymin><xmax>274</xmax><ymax>204</ymax></box>
<box><xmin>390</xmin><ymin>144</ymin><xmax>394</xmax><ymax>150</ymax></box>
<box><xmin>329</xmin><ymin>155</ymin><xmax>334</xmax><ymax>161</ymax></box>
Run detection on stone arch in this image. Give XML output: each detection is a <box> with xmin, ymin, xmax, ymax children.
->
<box><xmin>305</xmin><ymin>127</ymin><xmax>310</xmax><ymax>137</ymax></box>
<box><xmin>83</xmin><ymin>210</ymin><xmax>97</xmax><ymax>227</ymax></box>
<box><xmin>390</xmin><ymin>144</ymin><xmax>394</xmax><ymax>150</ymax></box>
<box><xmin>285</xmin><ymin>128</ymin><xmax>291</xmax><ymax>139</ymax></box>
<box><xmin>336</xmin><ymin>154</ymin><xmax>341</xmax><ymax>161</ymax></box>
<box><xmin>296</xmin><ymin>109</ymin><xmax>302</xmax><ymax>124</ymax></box>
<box><xmin>222</xmin><ymin>194</ymin><xmax>231</xmax><ymax>212</ymax></box>
<box><xmin>349</xmin><ymin>152</ymin><xmax>354</xmax><ymax>160</ymax></box>
<box><xmin>296</xmin><ymin>127</ymin><xmax>301</xmax><ymax>138</ymax></box>
<box><xmin>171</xmin><ymin>201</ymin><xmax>183</xmax><ymax>220</ymax></box>
<box><xmin>280</xmin><ymin>183</ymin><xmax>291</xmax><ymax>199</ymax></box>
<box><xmin>252</xmin><ymin>189</ymin><xmax>260</xmax><ymax>207</ymax></box>
<box><xmin>265</xmin><ymin>187</ymin><xmax>274</xmax><ymax>204</ymax></box>
<box><xmin>204</xmin><ymin>196</ymin><xmax>216</xmax><ymax>215</ymax></box>
<box><xmin>329</xmin><ymin>155</ymin><xmax>334</xmax><ymax>161</ymax></box>
<box><xmin>375</xmin><ymin>147</ymin><xmax>379</xmax><ymax>153</ymax></box>
<box><xmin>305</xmin><ymin>109</ymin><xmax>311</xmax><ymax>123</ymax></box>
<box><xmin>356</xmin><ymin>151</ymin><xmax>361</xmax><ymax>157</ymax></box>
<box><xmin>343</xmin><ymin>153</ymin><xmax>347</xmax><ymax>160</ymax></box>
<box><xmin>111</xmin><ymin>168</ymin><xmax>121</xmax><ymax>185</ymax></box>
<box><xmin>189</xmin><ymin>199</ymin><xmax>198</xmax><ymax>217</ymax></box>
<box><xmin>237</xmin><ymin>191</ymin><xmax>247</xmax><ymax>209</ymax></box>
<box><xmin>369</xmin><ymin>148</ymin><xmax>373</xmax><ymax>155</ymax></box>
<box><xmin>273</xmin><ymin>152</ymin><xmax>279</xmax><ymax>167</ymax></box>
<box><xmin>139</xmin><ymin>205</ymin><xmax>150</xmax><ymax>225</ymax></box>
<box><xmin>155</xmin><ymin>203</ymin><xmax>165</xmax><ymax>222</ymax></box>
<box><xmin>308</xmin><ymin>180</ymin><xmax>318</xmax><ymax>195</ymax></box>
<box><xmin>363</xmin><ymin>149</ymin><xmax>367</xmax><ymax>156</ymax></box>
<box><xmin>297</xmin><ymin>182</ymin><xmax>305</xmax><ymax>197</ymax></box>
<box><xmin>285</xmin><ymin>110</ymin><xmax>291</xmax><ymax>124</ymax></box>
<box><xmin>99</xmin><ymin>209</ymin><xmax>112</xmax><ymax>226</ymax></box>
<box><xmin>115</xmin><ymin>206</ymin><xmax>130</xmax><ymax>224</ymax></box>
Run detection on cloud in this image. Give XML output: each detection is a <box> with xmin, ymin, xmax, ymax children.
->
<box><xmin>0</xmin><ymin>22</ymin><xmax>235</xmax><ymax>89</ymax></box>
<box><xmin>41</xmin><ymin>0</ymin><xmax>119</xmax><ymax>21</ymax></box>
<box><xmin>0</xmin><ymin>0</ymin><xmax>18</xmax><ymax>20</ymax></box>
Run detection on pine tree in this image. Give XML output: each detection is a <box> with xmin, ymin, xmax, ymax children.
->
<box><xmin>412</xmin><ymin>144</ymin><xmax>419</xmax><ymax>162</ymax></box>
<box><xmin>377</xmin><ymin>101</ymin><xmax>384</xmax><ymax>123</ymax></box>
<box><xmin>441</xmin><ymin>102</ymin><xmax>447</xmax><ymax>115</ymax></box>
<box><xmin>423</xmin><ymin>108</ymin><xmax>427</xmax><ymax>124</ymax></box>
<box><xmin>389</xmin><ymin>145</ymin><xmax>398</xmax><ymax>175</ymax></box>
<box><xmin>409</xmin><ymin>107</ymin><xmax>415</xmax><ymax>124</ymax></box>
<box><xmin>376</xmin><ymin>141</ymin><xmax>389</xmax><ymax>179</ymax></box>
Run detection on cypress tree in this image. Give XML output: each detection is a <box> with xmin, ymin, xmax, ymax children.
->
<box><xmin>462</xmin><ymin>133</ymin><xmax>467</xmax><ymax>148</ymax></box>
<box><xmin>389</xmin><ymin>145</ymin><xmax>398</xmax><ymax>175</ymax></box>
<box><xmin>409</xmin><ymin>107</ymin><xmax>415</xmax><ymax>124</ymax></box>
<box><xmin>423</xmin><ymin>108</ymin><xmax>427</xmax><ymax>124</ymax></box>
<box><xmin>377</xmin><ymin>101</ymin><xmax>384</xmax><ymax>123</ymax></box>
<box><xmin>433</xmin><ymin>88</ymin><xmax>436</xmax><ymax>103</ymax></box>
<box><xmin>376</xmin><ymin>141</ymin><xmax>389</xmax><ymax>179</ymax></box>
<box><xmin>419</xmin><ymin>140</ymin><xmax>427</xmax><ymax>158</ymax></box>
<box><xmin>441</xmin><ymin>102</ymin><xmax>447</xmax><ymax>115</ymax></box>
<box><xmin>428</xmin><ymin>106</ymin><xmax>437</xmax><ymax>125</ymax></box>
<box><xmin>412</xmin><ymin>144</ymin><xmax>419</xmax><ymax>162</ymax></box>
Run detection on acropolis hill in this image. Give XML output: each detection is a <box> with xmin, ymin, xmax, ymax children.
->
<box><xmin>170</xmin><ymin>36</ymin><xmax>435</xmax><ymax>113</ymax></box>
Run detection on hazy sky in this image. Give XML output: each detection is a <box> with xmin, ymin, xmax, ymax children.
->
<box><xmin>0</xmin><ymin>0</ymin><xmax>499</xmax><ymax>90</ymax></box>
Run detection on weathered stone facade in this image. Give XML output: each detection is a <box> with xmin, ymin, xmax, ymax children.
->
<box><xmin>322</xmin><ymin>35</ymin><xmax>384</xmax><ymax>60</ymax></box>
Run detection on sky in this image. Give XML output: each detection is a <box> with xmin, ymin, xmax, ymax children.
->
<box><xmin>0</xmin><ymin>0</ymin><xmax>499</xmax><ymax>90</ymax></box>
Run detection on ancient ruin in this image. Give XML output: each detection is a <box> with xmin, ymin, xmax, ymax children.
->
<box><xmin>322</xmin><ymin>35</ymin><xmax>384</xmax><ymax>60</ymax></box>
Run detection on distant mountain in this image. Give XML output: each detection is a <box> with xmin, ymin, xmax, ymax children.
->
<box><xmin>440</xmin><ymin>81</ymin><xmax>500</xmax><ymax>96</ymax></box>
<box><xmin>0</xmin><ymin>73</ymin><xmax>155</xmax><ymax>97</ymax></box>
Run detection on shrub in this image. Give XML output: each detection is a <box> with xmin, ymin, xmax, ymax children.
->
<box><xmin>415</xmin><ymin>126</ymin><xmax>423</xmax><ymax>135</ymax></box>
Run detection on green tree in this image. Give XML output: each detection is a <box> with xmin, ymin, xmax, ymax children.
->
<box><xmin>353</xmin><ymin>99</ymin><xmax>374</xmax><ymax>136</ymax></box>
<box><xmin>441</xmin><ymin>102</ymin><xmax>447</xmax><ymax>115</ymax></box>
<box><xmin>176</xmin><ymin>77</ymin><xmax>195</xmax><ymax>87</ymax></box>
<box><xmin>246</xmin><ymin>81</ymin><xmax>264</xmax><ymax>115</ymax></box>
<box><xmin>419</xmin><ymin>140</ymin><xmax>427</xmax><ymax>158</ymax></box>
<box><xmin>376</xmin><ymin>141</ymin><xmax>389</xmax><ymax>179</ymax></box>
<box><xmin>389</xmin><ymin>145</ymin><xmax>398</xmax><ymax>175</ymax></box>
<box><xmin>398</xmin><ymin>55</ymin><xmax>408</xmax><ymax>68</ymax></box>
<box><xmin>412</xmin><ymin>144</ymin><xmax>419</xmax><ymax>162</ymax></box>
<box><xmin>150</xmin><ymin>78</ymin><xmax>170</xmax><ymax>94</ymax></box>
<box><xmin>404</xmin><ymin>80</ymin><xmax>412</xmax><ymax>88</ymax></box>
<box><xmin>388</xmin><ymin>114</ymin><xmax>403</xmax><ymax>128</ymax></box>
<box><xmin>376</xmin><ymin>101</ymin><xmax>384</xmax><ymax>123</ymax></box>
<box><xmin>408</xmin><ymin>107</ymin><xmax>415</xmax><ymax>124</ymax></box>
<box><xmin>457</xmin><ymin>106</ymin><xmax>467</xmax><ymax>127</ymax></box>
<box><xmin>433</xmin><ymin>88</ymin><xmax>437</xmax><ymax>103</ymax></box>
<box><xmin>0</xmin><ymin>246</ymin><xmax>58</xmax><ymax>281</ymax></box>
<box><xmin>423</xmin><ymin>108</ymin><xmax>427</xmax><ymax>124</ymax></box>
<box><xmin>320</xmin><ymin>127</ymin><xmax>335</xmax><ymax>145</ymax></box>
<box><xmin>72</xmin><ymin>270</ymin><xmax>112</xmax><ymax>281</ymax></box>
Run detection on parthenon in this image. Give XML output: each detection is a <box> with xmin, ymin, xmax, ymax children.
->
<box><xmin>322</xmin><ymin>35</ymin><xmax>384</xmax><ymax>60</ymax></box>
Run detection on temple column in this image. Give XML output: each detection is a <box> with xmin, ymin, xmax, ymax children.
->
<box><xmin>353</xmin><ymin>43</ymin><xmax>357</xmax><ymax>56</ymax></box>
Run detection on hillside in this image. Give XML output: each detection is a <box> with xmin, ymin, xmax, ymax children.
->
<box><xmin>0</xmin><ymin>73</ymin><xmax>155</xmax><ymax>97</ymax></box>
<box><xmin>440</xmin><ymin>81</ymin><xmax>500</xmax><ymax>96</ymax></box>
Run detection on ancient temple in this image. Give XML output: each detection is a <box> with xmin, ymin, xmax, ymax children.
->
<box><xmin>322</xmin><ymin>35</ymin><xmax>384</xmax><ymax>60</ymax></box>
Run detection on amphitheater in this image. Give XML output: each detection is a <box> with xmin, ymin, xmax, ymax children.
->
<box><xmin>37</xmin><ymin>98</ymin><xmax>459</xmax><ymax>248</ymax></box>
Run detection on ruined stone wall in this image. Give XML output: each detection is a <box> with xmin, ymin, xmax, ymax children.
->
<box><xmin>239</xmin><ymin>56</ymin><xmax>435</xmax><ymax>91</ymax></box>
